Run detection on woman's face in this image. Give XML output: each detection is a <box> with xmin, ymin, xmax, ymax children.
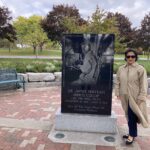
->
<box><xmin>126</xmin><ymin>51</ymin><xmax>136</xmax><ymax>65</ymax></box>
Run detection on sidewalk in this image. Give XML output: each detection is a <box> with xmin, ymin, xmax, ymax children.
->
<box><xmin>0</xmin><ymin>86</ymin><xmax>150</xmax><ymax>150</ymax></box>
<box><xmin>0</xmin><ymin>55</ymin><xmax>149</xmax><ymax>60</ymax></box>
<box><xmin>0</xmin><ymin>55</ymin><xmax>61</xmax><ymax>60</ymax></box>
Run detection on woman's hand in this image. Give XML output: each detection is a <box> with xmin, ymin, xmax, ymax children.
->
<box><xmin>137</xmin><ymin>100</ymin><xmax>143</xmax><ymax>105</ymax></box>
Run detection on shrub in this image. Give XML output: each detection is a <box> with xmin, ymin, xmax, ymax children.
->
<box><xmin>0</xmin><ymin>59</ymin><xmax>149</xmax><ymax>76</ymax></box>
<box><xmin>26</xmin><ymin>64</ymin><xmax>34</xmax><ymax>72</ymax></box>
<box><xmin>0</xmin><ymin>58</ymin><xmax>62</xmax><ymax>73</ymax></box>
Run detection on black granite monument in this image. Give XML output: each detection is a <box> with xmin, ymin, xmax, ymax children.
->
<box><xmin>61</xmin><ymin>34</ymin><xmax>114</xmax><ymax>115</ymax></box>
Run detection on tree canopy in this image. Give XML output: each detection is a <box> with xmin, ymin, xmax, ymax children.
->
<box><xmin>139</xmin><ymin>12</ymin><xmax>150</xmax><ymax>58</ymax></box>
<box><xmin>107</xmin><ymin>12</ymin><xmax>134</xmax><ymax>46</ymax></box>
<box><xmin>63</xmin><ymin>6</ymin><xmax>124</xmax><ymax>53</ymax></box>
<box><xmin>41</xmin><ymin>4</ymin><xmax>86</xmax><ymax>43</ymax></box>
<box><xmin>140</xmin><ymin>12</ymin><xmax>150</xmax><ymax>50</ymax></box>
<box><xmin>14</xmin><ymin>15</ymin><xmax>48</xmax><ymax>53</ymax></box>
<box><xmin>0</xmin><ymin>6</ymin><xmax>16</xmax><ymax>42</ymax></box>
<box><xmin>1</xmin><ymin>4</ymin><xmax>149</xmax><ymax>55</ymax></box>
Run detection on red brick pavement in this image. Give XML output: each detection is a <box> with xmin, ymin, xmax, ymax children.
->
<box><xmin>0</xmin><ymin>127</ymin><xmax>71</xmax><ymax>150</ymax></box>
<box><xmin>0</xmin><ymin>87</ymin><xmax>150</xmax><ymax>150</ymax></box>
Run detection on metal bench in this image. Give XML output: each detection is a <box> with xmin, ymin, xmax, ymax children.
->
<box><xmin>0</xmin><ymin>68</ymin><xmax>25</xmax><ymax>92</ymax></box>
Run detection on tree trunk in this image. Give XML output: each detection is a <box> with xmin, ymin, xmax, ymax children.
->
<box><xmin>8</xmin><ymin>42</ymin><xmax>11</xmax><ymax>53</ymax></box>
<box><xmin>39</xmin><ymin>42</ymin><xmax>45</xmax><ymax>52</ymax></box>
<box><xmin>33</xmin><ymin>45</ymin><xmax>36</xmax><ymax>54</ymax></box>
<box><xmin>148</xmin><ymin>47</ymin><xmax>150</xmax><ymax>60</ymax></box>
<box><xmin>36</xmin><ymin>48</ymin><xmax>38</xmax><ymax>59</ymax></box>
<box><xmin>40</xmin><ymin>45</ymin><xmax>43</xmax><ymax>52</ymax></box>
<box><xmin>21</xmin><ymin>43</ymin><xmax>23</xmax><ymax>48</ymax></box>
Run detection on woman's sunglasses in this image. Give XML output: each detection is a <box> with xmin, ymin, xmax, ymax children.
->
<box><xmin>126</xmin><ymin>55</ymin><xmax>136</xmax><ymax>59</ymax></box>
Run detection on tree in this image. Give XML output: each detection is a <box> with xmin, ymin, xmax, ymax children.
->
<box><xmin>0</xmin><ymin>38</ymin><xmax>16</xmax><ymax>52</ymax></box>
<box><xmin>14</xmin><ymin>15</ymin><xmax>48</xmax><ymax>54</ymax></box>
<box><xmin>107</xmin><ymin>12</ymin><xmax>133</xmax><ymax>47</ymax></box>
<box><xmin>62</xmin><ymin>16</ymin><xmax>88</xmax><ymax>33</ymax></box>
<box><xmin>63</xmin><ymin>6</ymin><xmax>117</xmax><ymax>34</ymax></box>
<box><xmin>26</xmin><ymin>15</ymin><xmax>48</xmax><ymax>53</ymax></box>
<box><xmin>0</xmin><ymin>6</ymin><xmax>16</xmax><ymax>42</ymax></box>
<box><xmin>88</xmin><ymin>6</ymin><xmax>118</xmax><ymax>33</ymax></box>
<box><xmin>13</xmin><ymin>16</ymin><xmax>28</xmax><ymax>48</ymax></box>
<box><xmin>129</xmin><ymin>28</ymin><xmax>141</xmax><ymax>49</ymax></box>
<box><xmin>63</xmin><ymin>6</ymin><xmax>124</xmax><ymax>53</ymax></box>
<box><xmin>140</xmin><ymin>12</ymin><xmax>150</xmax><ymax>59</ymax></box>
<box><xmin>41</xmin><ymin>4</ymin><xmax>86</xmax><ymax>43</ymax></box>
<box><xmin>89</xmin><ymin>7</ymin><xmax>126</xmax><ymax>53</ymax></box>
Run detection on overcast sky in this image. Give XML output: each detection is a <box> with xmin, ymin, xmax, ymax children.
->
<box><xmin>0</xmin><ymin>0</ymin><xmax>150</xmax><ymax>28</ymax></box>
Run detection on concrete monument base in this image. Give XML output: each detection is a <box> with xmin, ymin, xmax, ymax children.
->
<box><xmin>55</xmin><ymin>108</ymin><xmax>117</xmax><ymax>134</ymax></box>
<box><xmin>48</xmin><ymin>126</ymin><xmax>120</xmax><ymax>147</ymax></box>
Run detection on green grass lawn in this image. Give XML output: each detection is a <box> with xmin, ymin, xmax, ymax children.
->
<box><xmin>0</xmin><ymin>48</ymin><xmax>61</xmax><ymax>56</ymax></box>
<box><xmin>1</xmin><ymin>48</ymin><xmax>150</xmax><ymax>60</ymax></box>
<box><xmin>0</xmin><ymin>48</ymin><xmax>150</xmax><ymax>75</ymax></box>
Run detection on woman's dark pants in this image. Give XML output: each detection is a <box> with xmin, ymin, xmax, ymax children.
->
<box><xmin>128</xmin><ymin>104</ymin><xmax>138</xmax><ymax>137</ymax></box>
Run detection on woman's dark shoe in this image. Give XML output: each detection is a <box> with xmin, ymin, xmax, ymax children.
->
<box><xmin>122</xmin><ymin>134</ymin><xmax>129</xmax><ymax>139</ymax></box>
<box><xmin>126</xmin><ymin>136</ymin><xmax>134</xmax><ymax>145</ymax></box>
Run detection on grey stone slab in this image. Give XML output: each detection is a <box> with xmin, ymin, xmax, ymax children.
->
<box><xmin>26</xmin><ymin>82</ymin><xmax>46</xmax><ymax>88</ymax></box>
<box><xmin>48</xmin><ymin>126</ymin><xmax>120</xmax><ymax>146</ymax></box>
<box><xmin>148</xmin><ymin>78</ymin><xmax>150</xmax><ymax>87</ymax></box>
<box><xmin>25</xmin><ymin>82</ymin><xmax>61</xmax><ymax>88</ymax></box>
<box><xmin>55</xmin><ymin>108</ymin><xmax>117</xmax><ymax>134</ymax></box>
<box><xmin>0</xmin><ymin>117</ymin><xmax>52</xmax><ymax>130</ymax></box>
<box><xmin>54</xmin><ymin>72</ymin><xmax>62</xmax><ymax>82</ymax></box>
<box><xmin>18</xmin><ymin>73</ymin><xmax>28</xmax><ymax>82</ymax></box>
<box><xmin>148</xmin><ymin>88</ymin><xmax>150</xmax><ymax>95</ymax></box>
<box><xmin>45</xmin><ymin>82</ymin><xmax>61</xmax><ymax>86</ymax></box>
<box><xmin>71</xmin><ymin>144</ymin><xmax>96</xmax><ymax>150</ymax></box>
<box><xmin>27</xmin><ymin>73</ymin><xmax>55</xmax><ymax>82</ymax></box>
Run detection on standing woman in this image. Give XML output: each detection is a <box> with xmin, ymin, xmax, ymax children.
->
<box><xmin>115</xmin><ymin>48</ymin><xmax>149</xmax><ymax>145</ymax></box>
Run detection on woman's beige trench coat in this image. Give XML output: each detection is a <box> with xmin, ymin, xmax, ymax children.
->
<box><xmin>115</xmin><ymin>62</ymin><xmax>149</xmax><ymax>128</ymax></box>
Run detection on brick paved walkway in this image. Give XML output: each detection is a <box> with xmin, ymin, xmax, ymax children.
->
<box><xmin>0</xmin><ymin>87</ymin><xmax>150</xmax><ymax>150</ymax></box>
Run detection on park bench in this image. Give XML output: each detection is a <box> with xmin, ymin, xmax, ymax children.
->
<box><xmin>0</xmin><ymin>68</ymin><xmax>25</xmax><ymax>92</ymax></box>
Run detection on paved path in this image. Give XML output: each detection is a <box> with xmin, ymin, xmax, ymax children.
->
<box><xmin>0</xmin><ymin>56</ymin><xmax>61</xmax><ymax>60</ymax></box>
<box><xmin>0</xmin><ymin>55</ymin><xmax>150</xmax><ymax>61</ymax></box>
<box><xmin>0</xmin><ymin>87</ymin><xmax>150</xmax><ymax>150</ymax></box>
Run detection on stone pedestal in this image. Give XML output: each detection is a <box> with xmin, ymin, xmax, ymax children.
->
<box><xmin>49</xmin><ymin>34</ymin><xmax>118</xmax><ymax>146</ymax></box>
<box><xmin>55</xmin><ymin>108</ymin><xmax>117</xmax><ymax>134</ymax></box>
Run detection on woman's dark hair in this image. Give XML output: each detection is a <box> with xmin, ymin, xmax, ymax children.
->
<box><xmin>124</xmin><ymin>48</ymin><xmax>138</xmax><ymax>61</ymax></box>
